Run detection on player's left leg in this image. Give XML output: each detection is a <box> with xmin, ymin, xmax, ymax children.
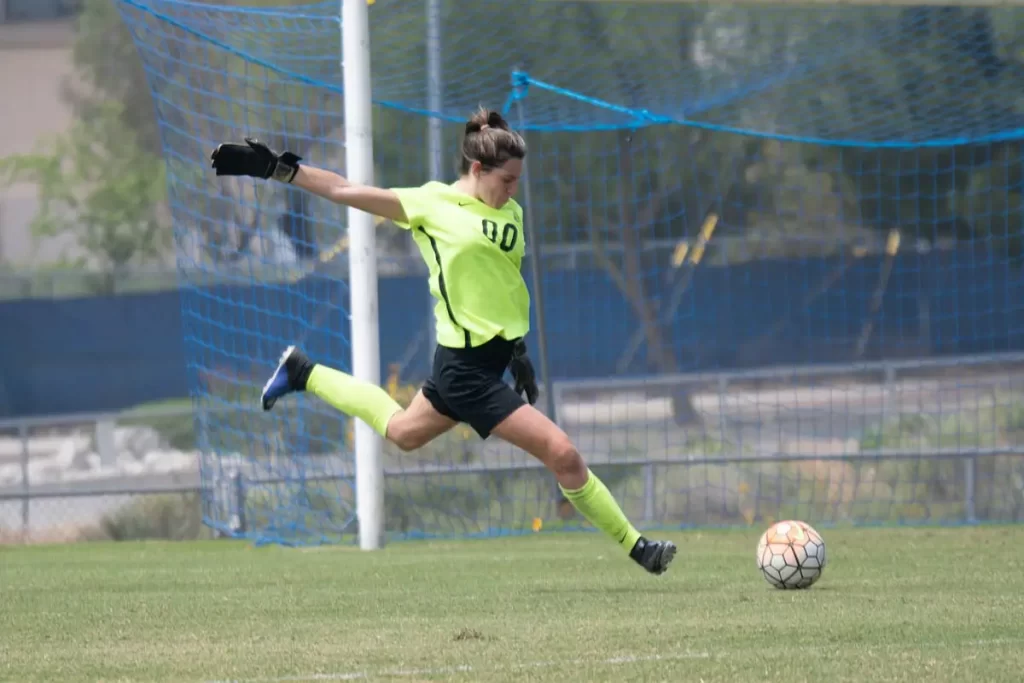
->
<box><xmin>483</xmin><ymin>400</ymin><xmax>676</xmax><ymax>576</ymax></box>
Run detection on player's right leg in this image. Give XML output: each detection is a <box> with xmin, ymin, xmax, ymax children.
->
<box><xmin>260</xmin><ymin>346</ymin><xmax>456</xmax><ymax>451</ymax></box>
<box><xmin>433</xmin><ymin>340</ymin><xmax>677</xmax><ymax>577</ymax></box>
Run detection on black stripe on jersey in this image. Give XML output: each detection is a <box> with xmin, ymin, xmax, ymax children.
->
<box><xmin>418</xmin><ymin>226</ymin><xmax>471</xmax><ymax>348</ymax></box>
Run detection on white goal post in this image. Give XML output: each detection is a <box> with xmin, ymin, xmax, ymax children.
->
<box><xmin>342</xmin><ymin>0</ymin><xmax>384</xmax><ymax>551</ymax></box>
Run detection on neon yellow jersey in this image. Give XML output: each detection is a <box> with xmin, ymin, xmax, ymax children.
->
<box><xmin>392</xmin><ymin>181</ymin><xmax>531</xmax><ymax>348</ymax></box>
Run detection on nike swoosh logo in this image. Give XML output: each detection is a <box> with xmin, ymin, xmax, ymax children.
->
<box><xmin>458</xmin><ymin>201</ymin><xmax>472</xmax><ymax>206</ymax></box>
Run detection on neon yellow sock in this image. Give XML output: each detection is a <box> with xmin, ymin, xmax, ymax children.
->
<box><xmin>305</xmin><ymin>364</ymin><xmax>402</xmax><ymax>438</ymax></box>
<box><xmin>559</xmin><ymin>469</ymin><xmax>642</xmax><ymax>552</ymax></box>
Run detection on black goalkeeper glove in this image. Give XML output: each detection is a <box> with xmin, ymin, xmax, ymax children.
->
<box><xmin>509</xmin><ymin>339</ymin><xmax>539</xmax><ymax>405</ymax></box>
<box><xmin>210</xmin><ymin>137</ymin><xmax>302</xmax><ymax>183</ymax></box>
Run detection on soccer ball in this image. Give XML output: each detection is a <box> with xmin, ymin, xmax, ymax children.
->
<box><xmin>755</xmin><ymin>520</ymin><xmax>826</xmax><ymax>589</ymax></box>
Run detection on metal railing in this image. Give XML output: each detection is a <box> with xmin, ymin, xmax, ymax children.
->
<box><xmin>2</xmin><ymin>448</ymin><xmax>1019</xmax><ymax>543</ymax></box>
<box><xmin>3</xmin><ymin>351</ymin><xmax>1024</xmax><ymax>542</ymax></box>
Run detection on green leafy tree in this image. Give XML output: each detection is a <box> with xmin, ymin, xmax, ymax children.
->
<box><xmin>0</xmin><ymin>0</ymin><xmax>348</xmax><ymax>280</ymax></box>
<box><xmin>0</xmin><ymin>99</ymin><xmax>168</xmax><ymax>273</ymax></box>
<box><xmin>0</xmin><ymin>0</ymin><xmax>168</xmax><ymax>279</ymax></box>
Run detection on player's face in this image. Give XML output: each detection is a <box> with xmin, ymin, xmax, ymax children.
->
<box><xmin>477</xmin><ymin>158</ymin><xmax>522</xmax><ymax>208</ymax></box>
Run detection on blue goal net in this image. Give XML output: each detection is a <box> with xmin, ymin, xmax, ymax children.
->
<box><xmin>117</xmin><ymin>0</ymin><xmax>1024</xmax><ymax>544</ymax></box>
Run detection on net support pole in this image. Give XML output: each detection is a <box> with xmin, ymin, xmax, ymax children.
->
<box><xmin>511</xmin><ymin>75</ymin><xmax>557</xmax><ymax>424</ymax></box>
<box><xmin>342</xmin><ymin>0</ymin><xmax>384</xmax><ymax>550</ymax></box>
<box><xmin>425</xmin><ymin>0</ymin><xmax>443</xmax><ymax>354</ymax></box>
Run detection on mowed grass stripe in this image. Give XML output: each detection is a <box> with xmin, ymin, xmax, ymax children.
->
<box><xmin>2</xmin><ymin>528</ymin><xmax>1022</xmax><ymax>682</ymax></box>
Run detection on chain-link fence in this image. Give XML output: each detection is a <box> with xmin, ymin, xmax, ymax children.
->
<box><xmin>5</xmin><ymin>351</ymin><xmax>1024</xmax><ymax>545</ymax></box>
<box><xmin>0</xmin><ymin>406</ymin><xmax>203</xmax><ymax>542</ymax></box>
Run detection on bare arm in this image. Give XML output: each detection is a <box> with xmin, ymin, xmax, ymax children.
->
<box><xmin>290</xmin><ymin>165</ymin><xmax>408</xmax><ymax>224</ymax></box>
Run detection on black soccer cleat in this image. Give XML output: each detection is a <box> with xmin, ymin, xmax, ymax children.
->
<box><xmin>630</xmin><ymin>537</ymin><xmax>677</xmax><ymax>575</ymax></box>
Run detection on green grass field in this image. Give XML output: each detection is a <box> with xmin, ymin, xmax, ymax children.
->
<box><xmin>3</xmin><ymin>527</ymin><xmax>1023</xmax><ymax>682</ymax></box>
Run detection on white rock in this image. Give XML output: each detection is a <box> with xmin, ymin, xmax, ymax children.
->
<box><xmin>0</xmin><ymin>463</ymin><xmax>23</xmax><ymax>487</ymax></box>
<box><xmin>0</xmin><ymin>433</ymin><xmax>90</xmax><ymax>463</ymax></box>
<box><xmin>27</xmin><ymin>456</ymin><xmax>61</xmax><ymax>484</ymax></box>
<box><xmin>53</xmin><ymin>439</ymin><xmax>90</xmax><ymax>470</ymax></box>
<box><xmin>119</xmin><ymin>459</ymin><xmax>146</xmax><ymax>476</ymax></box>
<box><xmin>115</xmin><ymin>426</ymin><xmax>163</xmax><ymax>459</ymax></box>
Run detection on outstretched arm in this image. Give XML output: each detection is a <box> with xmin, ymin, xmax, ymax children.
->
<box><xmin>210</xmin><ymin>137</ymin><xmax>407</xmax><ymax>224</ymax></box>
<box><xmin>289</xmin><ymin>165</ymin><xmax>407</xmax><ymax>224</ymax></box>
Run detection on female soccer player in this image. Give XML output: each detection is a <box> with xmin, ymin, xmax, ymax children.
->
<box><xmin>210</xmin><ymin>108</ymin><xmax>676</xmax><ymax>575</ymax></box>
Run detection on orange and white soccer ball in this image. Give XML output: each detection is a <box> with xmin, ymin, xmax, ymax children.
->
<box><xmin>756</xmin><ymin>520</ymin><xmax>827</xmax><ymax>589</ymax></box>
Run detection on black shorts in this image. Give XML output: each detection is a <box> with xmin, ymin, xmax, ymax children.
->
<box><xmin>421</xmin><ymin>336</ymin><xmax>526</xmax><ymax>439</ymax></box>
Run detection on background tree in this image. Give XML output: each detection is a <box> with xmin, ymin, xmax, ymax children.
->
<box><xmin>0</xmin><ymin>0</ymin><xmax>167</xmax><ymax>281</ymax></box>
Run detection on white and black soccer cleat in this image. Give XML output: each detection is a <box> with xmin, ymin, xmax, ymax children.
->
<box><xmin>630</xmin><ymin>537</ymin><xmax>677</xmax><ymax>575</ymax></box>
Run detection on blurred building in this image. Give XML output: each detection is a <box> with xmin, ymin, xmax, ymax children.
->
<box><xmin>0</xmin><ymin>1</ymin><xmax>79</xmax><ymax>266</ymax></box>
